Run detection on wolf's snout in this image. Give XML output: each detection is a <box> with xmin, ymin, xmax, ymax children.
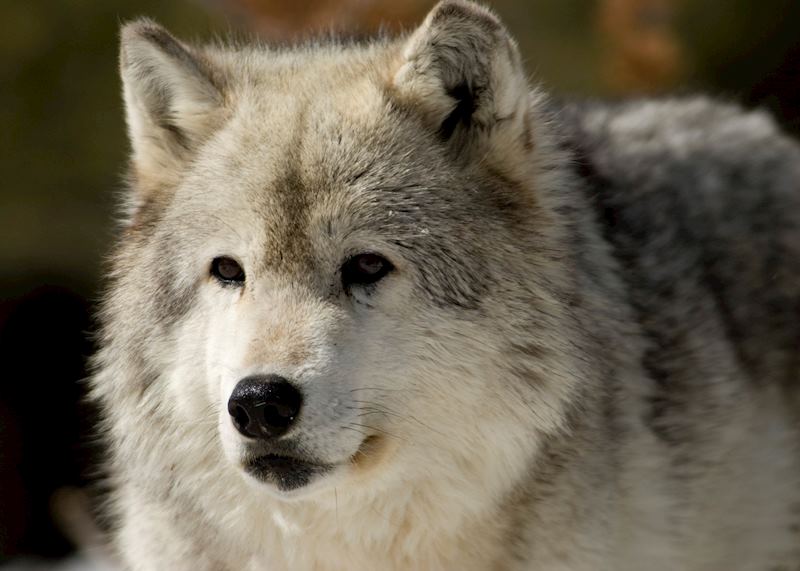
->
<box><xmin>227</xmin><ymin>375</ymin><xmax>303</xmax><ymax>439</ymax></box>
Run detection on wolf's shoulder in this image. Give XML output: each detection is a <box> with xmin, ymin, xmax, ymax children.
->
<box><xmin>554</xmin><ymin>96</ymin><xmax>800</xmax><ymax>387</ymax></box>
<box><xmin>555</xmin><ymin>96</ymin><xmax>800</xmax><ymax>254</ymax></box>
<box><xmin>557</xmin><ymin>95</ymin><xmax>798</xmax><ymax>192</ymax></box>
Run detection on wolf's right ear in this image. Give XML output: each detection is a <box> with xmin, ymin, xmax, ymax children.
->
<box><xmin>120</xmin><ymin>20</ymin><xmax>225</xmax><ymax>188</ymax></box>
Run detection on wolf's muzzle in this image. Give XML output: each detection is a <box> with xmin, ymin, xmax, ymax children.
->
<box><xmin>227</xmin><ymin>375</ymin><xmax>303</xmax><ymax>439</ymax></box>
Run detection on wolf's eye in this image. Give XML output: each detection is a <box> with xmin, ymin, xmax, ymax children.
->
<box><xmin>211</xmin><ymin>256</ymin><xmax>245</xmax><ymax>285</ymax></box>
<box><xmin>341</xmin><ymin>253</ymin><xmax>393</xmax><ymax>288</ymax></box>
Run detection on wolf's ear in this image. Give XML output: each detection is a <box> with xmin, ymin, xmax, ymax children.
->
<box><xmin>120</xmin><ymin>20</ymin><xmax>225</xmax><ymax>187</ymax></box>
<box><xmin>393</xmin><ymin>1</ymin><xmax>532</xmax><ymax>160</ymax></box>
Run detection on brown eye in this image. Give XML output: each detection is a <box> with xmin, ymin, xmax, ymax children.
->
<box><xmin>211</xmin><ymin>256</ymin><xmax>245</xmax><ymax>285</ymax></box>
<box><xmin>341</xmin><ymin>253</ymin><xmax>393</xmax><ymax>288</ymax></box>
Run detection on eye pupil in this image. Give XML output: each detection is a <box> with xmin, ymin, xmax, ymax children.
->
<box><xmin>212</xmin><ymin>257</ymin><xmax>245</xmax><ymax>284</ymax></box>
<box><xmin>356</xmin><ymin>254</ymin><xmax>384</xmax><ymax>275</ymax></box>
<box><xmin>342</xmin><ymin>253</ymin><xmax>393</xmax><ymax>288</ymax></box>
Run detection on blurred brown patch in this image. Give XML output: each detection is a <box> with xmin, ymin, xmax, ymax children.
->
<box><xmin>599</xmin><ymin>0</ymin><xmax>684</xmax><ymax>94</ymax></box>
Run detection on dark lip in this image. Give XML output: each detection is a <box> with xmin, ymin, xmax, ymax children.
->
<box><xmin>243</xmin><ymin>453</ymin><xmax>333</xmax><ymax>492</ymax></box>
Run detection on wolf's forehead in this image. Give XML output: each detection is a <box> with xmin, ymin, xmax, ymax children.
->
<box><xmin>190</xmin><ymin>86</ymin><xmax>431</xmax><ymax>272</ymax></box>
<box><xmin>216</xmin><ymin>96</ymin><xmax>389</xmax><ymax>209</ymax></box>
<box><xmin>215</xmin><ymin>44</ymin><xmax>428</xmax><ymax>193</ymax></box>
<box><xmin>230</xmin><ymin>50</ymin><xmax>394</xmax><ymax>130</ymax></box>
<box><xmin>211</xmin><ymin>71</ymin><xmax>442</xmax><ymax>212</ymax></box>
<box><xmin>223</xmin><ymin>68</ymin><xmax>399</xmax><ymax>173</ymax></box>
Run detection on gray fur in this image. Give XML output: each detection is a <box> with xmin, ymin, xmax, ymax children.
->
<box><xmin>91</xmin><ymin>1</ymin><xmax>800</xmax><ymax>569</ymax></box>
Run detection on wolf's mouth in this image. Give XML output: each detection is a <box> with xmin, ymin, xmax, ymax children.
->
<box><xmin>244</xmin><ymin>454</ymin><xmax>332</xmax><ymax>491</ymax></box>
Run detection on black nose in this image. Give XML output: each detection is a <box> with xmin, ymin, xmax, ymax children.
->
<box><xmin>227</xmin><ymin>375</ymin><xmax>303</xmax><ymax>439</ymax></box>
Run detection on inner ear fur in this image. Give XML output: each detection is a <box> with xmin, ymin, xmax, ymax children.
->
<box><xmin>392</xmin><ymin>0</ymin><xmax>532</xmax><ymax>156</ymax></box>
<box><xmin>119</xmin><ymin>19</ymin><xmax>227</xmax><ymax>190</ymax></box>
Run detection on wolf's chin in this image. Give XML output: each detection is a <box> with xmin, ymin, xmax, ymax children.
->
<box><xmin>244</xmin><ymin>454</ymin><xmax>333</xmax><ymax>492</ymax></box>
<box><xmin>237</xmin><ymin>434</ymin><xmax>393</xmax><ymax>498</ymax></box>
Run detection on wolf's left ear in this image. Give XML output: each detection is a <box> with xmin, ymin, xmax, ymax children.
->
<box><xmin>393</xmin><ymin>0</ymin><xmax>532</xmax><ymax>160</ymax></box>
<box><xmin>120</xmin><ymin>20</ymin><xmax>226</xmax><ymax>188</ymax></box>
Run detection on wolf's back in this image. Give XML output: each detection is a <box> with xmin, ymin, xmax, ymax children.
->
<box><xmin>564</xmin><ymin>97</ymin><xmax>800</xmax><ymax>394</ymax></box>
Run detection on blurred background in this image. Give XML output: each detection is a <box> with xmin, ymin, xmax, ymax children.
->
<box><xmin>1</xmin><ymin>0</ymin><xmax>799</xmax><ymax>567</ymax></box>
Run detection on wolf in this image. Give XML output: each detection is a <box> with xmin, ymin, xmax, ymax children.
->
<box><xmin>90</xmin><ymin>1</ymin><xmax>800</xmax><ymax>569</ymax></box>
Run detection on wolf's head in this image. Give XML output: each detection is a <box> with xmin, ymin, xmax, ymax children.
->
<box><xmin>100</xmin><ymin>0</ymin><xmax>584</xmax><ymax>504</ymax></box>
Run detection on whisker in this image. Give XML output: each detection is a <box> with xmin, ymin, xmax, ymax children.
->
<box><xmin>348</xmin><ymin>402</ymin><xmax>447</xmax><ymax>437</ymax></box>
<box><xmin>349</xmin><ymin>387</ymin><xmax>422</xmax><ymax>394</ymax></box>
<box><xmin>347</xmin><ymin>423</ymin><xmax>408</xmax><ymax>443</ymax></box>
<box><xmin>340</xmin><ymin>425</ymin><xmax>370</xmax><ymax>438</ymax></box>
